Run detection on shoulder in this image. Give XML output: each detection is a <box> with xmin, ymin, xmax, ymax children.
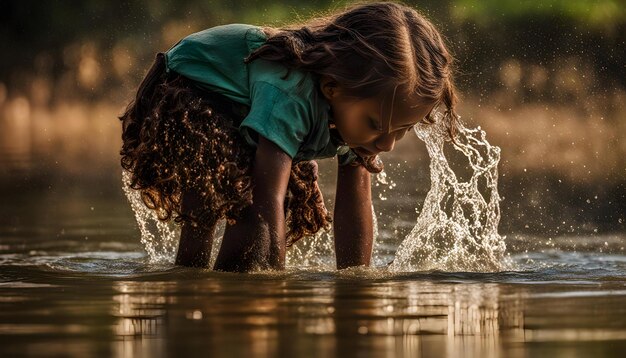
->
<box><xmin>249</xmin><ymin>76</ymin><xmax>325</xmax><ymax>130</ymax></box>
<box><xmin>249</xmin><ymin>81</ymin><xmax>309</xmax><ymax>122</ymax></box>
<box><xmin>183</xmin><ymin>24</ymin><xmax>261</xmax><ymax>42</ymax></box>
<box><xmin>166</xmin><ymin>23</ymin><xmax>266</xmax><ymax>73</ymax></box>
<box><xmin>169</xmin><ymin>23</ymin><xmax>266</xmax><ymax>54</ymax></box>
<box><xmin>247</xmin><ymin>76</ymin><xmax>336</xmax><ymax>161</ymax></box>
<box><xmin>249</xmin><ymin>61</ymin><xmax>318</xmax><ymax>103</ymax></box>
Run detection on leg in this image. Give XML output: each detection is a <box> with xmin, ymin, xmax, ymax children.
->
<box><xmin>175</xmin><ymin>221</ymin><xmax>216</xmax><ymax>268</ymax></box>
<box><xmin>175</xmin><ymin>189</ymin><xmax>216</xmax><ymax>268</ymax></box>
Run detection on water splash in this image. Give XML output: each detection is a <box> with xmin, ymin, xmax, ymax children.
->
<box><xmin>286</xmin><ymin>202</ymin><xmax>382</xmax><ymax>270</ymax></box>
<box><xmin>122</xmin><ymin>170</ymin><xmax>178</xmax><ymax>263</ymax></box>
<box><xmin>122</xmin><ymin>112</ymin><xmax>507</xmax><ymax>272</ymax></box>
<box><xmin>122</xmin><ymin>165</ymin><xmax>341</xmax><ymax>269</ymax></box>
<box><xmin>286</xmin><ymin>229</ymin><xmax>335</xmax><ymax>269</ymax></box>
<box><xmin>389</xmin><ymin>115</ymin><xmax>508</xmax><ymax>272</ymax></box>
<box><xmin>374</xmin><ymin>170</ymin><xmax>397</xmax><ymax>201</ymax></box>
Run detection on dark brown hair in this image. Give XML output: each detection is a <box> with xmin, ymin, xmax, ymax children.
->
<box><xmin>119</xmin><ymin>54</ymin><xmax>331</xmax><ymax>245</ymax></box>
<box><xmin>247</xmin><ymin>1</ymin><xmax>459</xmax><ymax>138</ymax></box>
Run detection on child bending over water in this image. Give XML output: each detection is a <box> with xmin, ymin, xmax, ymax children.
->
<box><xmin>119</xmin><ymin>2</ymin><xmax>458</xmax><ymax>272</ymax></box>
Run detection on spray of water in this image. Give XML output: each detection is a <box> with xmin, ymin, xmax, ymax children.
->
<box><xmin>286</xmin><ymin>229</ymin><xmax>335</xmax><ymax>269</ymax></box>
<box><xmin>286</xmin><ymin>203</ymin><xmax>380</xmax><ymax>269</ymax></box>
<box><xmin>122</xmin><ymin>170</ymin><xmax>178</xmax><ymax>263</ymax></box>
<box><xmin>389</xmin><ymin>115</ymin><xmax>508</xmax><ymax>272</ymax></box>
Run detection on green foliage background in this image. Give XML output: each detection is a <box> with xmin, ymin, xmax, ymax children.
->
<box><xmin>0</xmin><ymin>0</ymin><xmax>624</xmax><ymax>102</ymax></box>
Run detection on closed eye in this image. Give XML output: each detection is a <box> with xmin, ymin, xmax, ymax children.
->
<box><xmin>369</xmin><ymin>117</ymin><xmax>383</xmax><ymax>132</ymax></box>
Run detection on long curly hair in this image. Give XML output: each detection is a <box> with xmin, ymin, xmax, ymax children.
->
<box><xmin>120</xmin><ymin>54</ymin><xmax>331</xmax><ymax>245</ymax></box>
<box><xmin>247</xmin><ymin>1</ymin><xmax>459</xmax><ymax>140</ymax></box>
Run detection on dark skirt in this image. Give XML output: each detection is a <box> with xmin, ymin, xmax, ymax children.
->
<box><xmin>119</xmin><ymin>53</ymin><xmax>331</xmax><ymax>245</ymax></box>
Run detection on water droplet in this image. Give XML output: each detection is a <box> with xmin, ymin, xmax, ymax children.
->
<box><xmin>376</xmin><ymin>171</ymin><xmax>389</xmax><ymax>185</ymax></box>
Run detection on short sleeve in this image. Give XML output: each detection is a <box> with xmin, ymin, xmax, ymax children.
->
<box><xmin>239</xmin><ymin>81</ymin><xmax>310</xmax><ymax>158</ymax></box>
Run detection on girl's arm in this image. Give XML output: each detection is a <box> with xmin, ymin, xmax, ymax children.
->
<box><xmin>333</xmin><ymin>163</ymin><xmax>374</xmax><ymax>269</ymax></box>
<box><xmin>175</xmin><ymin>189</ymin><xmax>217</xmax><ymax>267</ymax></box>
<box><xmin>214</xmin><ymin>136</ymin><xmax>292</xmax><ymax>272</ymax></box>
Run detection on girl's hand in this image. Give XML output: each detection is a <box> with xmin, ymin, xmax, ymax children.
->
<box><xmin>214</xmin><ymin>136</ymin><xmax>292</xmax><ymax>272</ymax></box>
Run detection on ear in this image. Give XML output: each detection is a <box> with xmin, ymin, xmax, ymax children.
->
<box><xmin>320</xmin><ymin>75</ymin><xmax>339</xmax><ymax>100</ymax></box>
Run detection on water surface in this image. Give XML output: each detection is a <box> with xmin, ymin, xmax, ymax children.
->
<box><xmin>1</xmin><ymin>124</ymin><xmax>625</xmax><ymax>357</ymax></box>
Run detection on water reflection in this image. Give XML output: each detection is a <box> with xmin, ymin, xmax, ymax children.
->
<box><xmin>2</xmin><ymin>263</ymin><xmax>626</xmax><ymax>357</ymax></box>
<box><xmin>328</xmin><ymin>280</ymin><xmax>525</xmax><ymax>357</ymax></box>
<box><xmin>108</xmin><ymin>275</ymin><xmax>529</xmax><ymax>357</ymax></box>
<box><xmin>327</xmin><ymin>280</ymin><xmax>523</xmax><ymax>337</ymax></box>
<box><xmin>113</xmin><ymin>282</ymin><xmax>168</xmax><ymax>337</ymax></box>
<box><xmin>112</xmin><ymin>281</ymin><xmax>172</xmax><ymax>358</ymax></box>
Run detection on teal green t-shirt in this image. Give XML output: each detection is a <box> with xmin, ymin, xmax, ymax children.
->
<box><xmin>164</xmin><ymin>23</ymin><xmax>348</xmax><ymax>163</ymax></box>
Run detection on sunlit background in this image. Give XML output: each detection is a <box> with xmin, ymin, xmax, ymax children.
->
<box><xmin>1</xmin><ymin>0</ymin><xmax>623</xmax><ymax>240</ymax></box>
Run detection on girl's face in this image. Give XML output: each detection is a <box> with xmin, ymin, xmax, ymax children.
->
<box><xmin>320</xmin><ymin>77</ymin><xmax>436</xmax><ymax>158</ymax></box>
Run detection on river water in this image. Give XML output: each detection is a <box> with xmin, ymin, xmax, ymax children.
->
<box><xmin>1</xmin><ymin>115</ymin><xmax>626</xmax><ymax>357</ymax></box>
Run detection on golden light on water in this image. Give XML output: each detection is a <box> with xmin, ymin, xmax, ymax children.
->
<box><xmin>101</xmin><ymin>277</ymin><xmax>549</xmax><ymax>358</ymax></box>
<box><xmin>0</xmin><ymin>99</ymin><xmax>123</xmax><ymax>173</ymax></box>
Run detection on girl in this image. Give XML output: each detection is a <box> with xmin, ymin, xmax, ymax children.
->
<box><xmin>119</xmin><ymin>2</ymin><xmax>458</xmax><ymax>272</ymax></box>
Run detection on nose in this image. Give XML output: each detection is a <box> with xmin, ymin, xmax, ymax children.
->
<box><xmin>374</xmin><ymin>132</ymin><xmax>396</xmax><ymax>152</ymax></box>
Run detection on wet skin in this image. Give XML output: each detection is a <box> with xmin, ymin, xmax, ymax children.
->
<box><xmin>176</xmin><ymin>78</ymin><xmax>435</xmax><ymax>271</ymax></box>
<box><xmin>319</xmin><ymin>76</ymin><xmax>437</xmax><ymax>158</ymax></box>
<box><xmin>177</xmin><ymin>136</ymin><xmax>291</xmax><ymax>271</ymax></box>
<box><xmin>319</xmin><ymin>76</ymin><xmax>437</xmax><ymax>269</ymax></box>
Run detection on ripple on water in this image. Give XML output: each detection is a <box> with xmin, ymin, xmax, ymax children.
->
<box><xmin>1</xmin><ymin>235</ymin><xmax>625</xmax><ymax>285</ymax></box>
